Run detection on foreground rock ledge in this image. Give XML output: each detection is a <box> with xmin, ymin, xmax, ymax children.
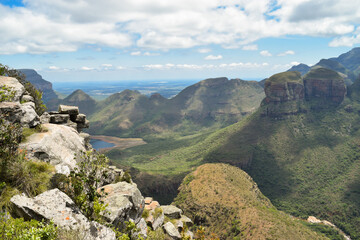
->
<box><xmin>10</xmin><ymin>189</ymin><xmax>116</xmax><ymax>240</ymax></box>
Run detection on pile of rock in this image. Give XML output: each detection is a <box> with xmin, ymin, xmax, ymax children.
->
<box><xmin>0</xmin><ymin>76</ymin><xmax>40</xmax><ymax>127</ymax></box>
<box><xmin>41</xmin><ymin>104</ymin><xmax>89</xmax><ymax>132</ymax></box>
<box><xmin>143</xmin><ymin>197</ymin><xmax>194</xmax><ymax>239</ymax></box>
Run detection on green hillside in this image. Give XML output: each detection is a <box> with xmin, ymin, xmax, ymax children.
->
<box><xmin>174</xmin><ymin>163</ymin><xmax>341</xmax><ymax>240</ymax></box>
<box><xmin>88</xmin><ymin>77</ymin><xmax>264</xmax><ymax>137</ymax></box>
<box><xmin>109</xmin><ymin>71</ymin><xmax>360</xmax><ymax>239</ymax></box>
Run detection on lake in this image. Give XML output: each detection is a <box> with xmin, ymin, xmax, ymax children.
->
<box><xmin>90</xmin><ymin>139</ymin><xmax>115</xmax><ymax>151</ymax></box>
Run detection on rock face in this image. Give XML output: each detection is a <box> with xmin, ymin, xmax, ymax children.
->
<box><xmin>303</xmin><ymin>67</ymin><xmax>346</xmax><ymax>103</ymax></box>
<box><xmin>262</xmin><ymin>68</ymin><xmax>346</xmax><ymax>117</ymax></box>
<box><xmin>0</xmin><ymin>76</ymin><xmax>25</xmax><ymax>102</ymax></box>
<box><xmin>98</xmin><ymin>182</ymin><xmax>145</xmax><ymax>229</ymax></box>
<box><xmin>19</xmin><ymin>123</ymin><xmax>86</xmax><ymax>175</ymax></box>
<box><xmin>264</xmin><ymin>71</ymin><xmax>304</xmax><ymax>103</ymax></box>
<box><xmin>10</xmin><ymin>189</ymin><xmax>116</xmax><ymax>240</ymax></box>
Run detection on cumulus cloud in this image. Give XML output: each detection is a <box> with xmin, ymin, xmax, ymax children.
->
<box><xmin>198</xmin><ymin>48</ymin><xmax>212</xmax><ymax>53</ymax></box>
<box><xmin>130</xmin><ymin>51</ymin><xmax>141</xmax><ymax>56</ymax></box>
<box><xmin>48</xmin><ymin>66</ymin><xmax>60</xmax><ymax>70</ymax></box>
<box><xmin>80</xmin><ymin>66</ymin><xmax>94</xmax><ymax>71</ymax></box>
<box><xmin>260</xmin><ymin>50</ymin><xmax>272</xmax><ymax>57</ymax></box>
<box><xmin>278</xmin><ymin>50</ymin><xmax>295</xmax><ymax>56</ymax></box>
<box><xmin>0</xmin><ymin>0</ymin><xmax>360</xmax><ymax>54</ymax></box>
<box><xmin>205</xmin><ymin>55</ymin><xmax>223</xmax><ymax>60</ymax></box>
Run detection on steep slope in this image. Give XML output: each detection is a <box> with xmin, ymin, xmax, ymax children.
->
<box><xmin>173</xmin><ymin>163</ymin><xmax>336</xmax><ymax>240</ymax></box>
<box><xmin>18</xmin><ymin>69</ymin><xmax>58</xmax><ymax>105</ymax></box>
<box><xmin>88</xmin><ymin>77</ymin><xmax>264</xmax><ymax>137</ymax></box>
<box><xmin>111</xmin><ymin>69</ymin><xmax>359</xmax><ymax>238</ymax></box>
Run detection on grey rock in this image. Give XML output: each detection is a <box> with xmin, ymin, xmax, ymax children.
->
<box><xmin>99</xmin><ymin>182</ymin><xmax>144</xmax><ymax>230</ymax></box>
<box><xmin>20</xmin><ymin>102</ymin><xmax>40</xmax><ymax>127</ymax></box>
<box><xmin>40</xmin><ymin>112</ymin><xmax>51</xmax><ymax>124</ymax></box>
<box><xmin>10</xmin><ymin>189</ymin><xmax>116</xmax><ymax>240</ymax></box>
<box><xmin>135</xmin><ymin>218</ymin><xmax>148</xmax><ymax>239</ymax></box>
<box><xmin>72</xmin><ymin>113</ymin><xmax>86</xmax><ymax>123</ymax></box>
<box><xmin>0</xmin><ymin>76</ymin><xmax>25</xmax><ymax>102</ymax></box>
<box><xmin>161</xmin><ymin>205</ymin><xmax>182</xmax><ymax>219</ymax></box>
<box><xmin>180</xmin><ymin>215</ymin><xmax>193</xmax><ymax>227</ymax></box>
<box><xmin>77</xmin><ymin>119</ymin><xmax>90</xmax><ymax>132</ymax></box>
<box><xmin>21</xmin><ymin>94</ymin><xmax>34</xmax><ymax>102</ymax></box>
<box><xmin>175</xmin><ymin>219</ymin><xmax>183</xmax><ymax>230</ymax></box>
<box><xmin>0</xmin><ymin>102</ymin><xmax>23</xmax><ymax>123</ymax></box>
<box><xmin>64</xmin><ymin>120</ymin><xmax>78</xmax><ymax>131</ymax></box>
<box><xmin>80</xmin><ymin>132</ymin><xmax>92</xmax><ymax>150</ymax></box>
<box><xmin>19</xmin><ymin>123</ymin><xmax>86</xmax><ymax>175</ymax></box>
<box><xmin>58</xmin><ymin>105</ymin><xmax>79</xmax><ymax>115</ymax></box>
<box><xmin>151</xmin><ymin>211</ymin><xmax>164</xmax><ymax>230</ymax></box>
<box><xmin>49</xmin><ymin>111</ymin><xmax>59</xmax><ymax>115</ymax></box>
<box><xmin>50</xmin><ymin>114</ymin><xmax>69</xmax><ymax>124</ymax></box>
<box><xmin>163</xmin><ymin>222</ymin><xmax>181</xmax><ymax>240</ymax></box>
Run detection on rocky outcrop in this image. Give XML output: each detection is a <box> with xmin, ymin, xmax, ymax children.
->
<box><xmin>46</xmin><ymin>105</ymin><xmax>90</xmax><ymax>132</ymax></box>
<box><xmin>303</xmin><ymin>67</ymin><xmax>346</xmax><ymax>103</ymax></box>
<box><xmin>262</xmin><ymin>68</ymin><xmax>347</xmax><ymax>117</ymax></box>
<box><xmin>10</xmin><ymin>189</ymin><xmax>116</xmax><ymax>240</ymax></box>
<box><xmin>163</xmin><ymin>222</ymin><xmax>181</xmax><ymax>240</ymax></box>
<box><xmin>98</xmin><ymin>182</ymin><xmax>145</xmax><ymax>229</ymax></box>
<box><xmin>0</xmin><ymin>76</ymin><xmax>40</xmax><ymax>127</ymax></box>
<box><xmin>19</xmin><ymin>123</ymin><xmax>87</xmax><ymax>175</ymax></box>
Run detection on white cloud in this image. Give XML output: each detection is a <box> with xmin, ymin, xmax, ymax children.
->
<box><xmin>80</xmin><ymin>66</ymin><xmax>94</xmax><ymax>71</ymax></box>
<box><xmin>290</xmin><ymin>61</ymin><xmax>301</xmax><ymax>66</ymax></box>
<box><xmin>130</xmin><ymin>51</ymin><xmax>142</xmax><ymax>56</ymax></box>
<box><xmin>48</xmin><ymin>66</ymin><xmax>60</xmax><ymax>70</ymax></box>
<box><xmin>101</xmin><ymin>64</ymin><xmax>113</xmax><ymax>67</ymax></box>
<box><xmin>0</xmin><ymin>0</ymin><xmax>360</xmax><ymax>54</ymax></box>
<box><xmin>205</xmin><ymin>54</ymin><xmax>223</xmax><ymax>60</ymax></box>
<box><xmin>260</xmin><ymin>50</ymin><xmax>272</xmax><ymax>57</ymax></box>
<box><xmin>143</xmin><ymin>51</ymin><xmax>160</xmax><ymax>56</ymax></box>
<box><xmin>277</xmin><ymin>50</ymin><xmax>295</xmax><ymax>56</ymax></box>
<box><xmin>242</xmin><ymin>44</ymin><xmax>258</xmax><ymax>51</ymax></box>
<box><xmin>198</xmin><ymin>48</ymin><xmax>211</xmax><ymax>53</ymax></box>
<box><xmin>143</xmin><ymin>62</ymin><xmax>270</xmax><ymax>70</ymax></box>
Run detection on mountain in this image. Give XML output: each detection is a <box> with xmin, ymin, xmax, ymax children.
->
<box><xmin>287</xmin><ymin>63</ymin><xmax>311</xmax><ymax>75</ymax></box>
<box><xmin>287</xmin><ymin>47</ymin><xmax>360</xmax><ymax>85</ymax></box>
<box><xmin>18</xmin><ymin>69</ymin><xmax>59</xmax><ymax>105</ymax></box>
<box><xmin>110</xmin><ymin>69</ymin><xmax>360</xmax><ymax>239</ymax></box>
<box><xmin>174</xmin><ymin>163</ymin><xmax>341</xmax><ymax>239</ymax></box>
<box><xmin>59</xmin><ymin>89</ymin><xmax>96</xmax><ymax>115</ymax></box>
<box><xmin>88</xmin><ymin>77</ymin><xmax>264</xmax><ymax>137</ymax></box>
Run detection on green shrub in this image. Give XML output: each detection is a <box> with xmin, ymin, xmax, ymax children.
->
<box><xmin>0</xmin><ymin>214</ymin><xmax>57</xmax><ymax>240</ymax></box>
<box><xmin>0</xmin><ymin>86</ymin><xmax>16</xmax><ymax>102</ymax></box>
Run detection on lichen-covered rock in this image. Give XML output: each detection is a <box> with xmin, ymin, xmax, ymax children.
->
<box><xmin>0</xmin><ymin>102</ymin><xmax>23</xmax><ymax>123</ymax></box>
<box><xmin>0</xmin><ymin>76</ymin><xmax>25</xmax><ymax>102</ymax></box>
<box><xmin>163</xmin><ymin>222</ymin><xmax>181</xmax><ymax>240</ymax></box>
<box><xmin>19</xmin><ymin>102</ymin><xmax>40</xmax><ymax>127</ymax></box>
<box><xmin>10</xmin><ymin>189</ymin><xmax>116</xmax><ymax>240</ymax></box>
<box><xmin>19</xmin><ymin>123</ymin><xmax>86</xmax><ymax>175</ymax></box>
<box><xmin>49</xmin><ymin>114</ymin><xmax>69</xmax><ymax>124</ymax></box>
<box><xmin>58</xmin><ymin>104</ymin><xmax>79</xmax><ymax>115</ymax></box>
<box><xmin>303</xmin><ymin>67</ymin><xmax>346</xmax><ymax>103</ymax></box>
<box><xmin>161</xmin><ymin>205</ymin><xmax>182</xmax><ymax>219</ymax></box>
<box><xmin>99</xmin><ymin>182</ymin><xmax>144</xmax><ymax>229</ymax></box>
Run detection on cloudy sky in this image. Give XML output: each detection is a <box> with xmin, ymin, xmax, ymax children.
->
<box><xmin>0</xmin><ymin>0</ymin><xmax>360</xmax><ymax>82</ymax></box>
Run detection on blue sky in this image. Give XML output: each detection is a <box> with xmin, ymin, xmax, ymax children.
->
<box><xmin>0</xmin><ymin>0</ymin><xmax>359</xmax><ymax>82</ymax></box>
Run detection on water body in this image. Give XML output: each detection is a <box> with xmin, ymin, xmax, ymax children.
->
<box><xmin>90</xmin><ymin>139</ymin><xmax>115</xmax><ymax>151</ymax></box>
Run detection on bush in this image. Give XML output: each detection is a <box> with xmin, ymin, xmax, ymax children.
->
<box><xmin>0</xmin><ymin>214</ymin><xmax>57</xmax><ymax>240</ymax></box>
<box><xmin>60</xmin><ymin>151</ymin><xmax>109</xmax><ymax>222</ymax></box>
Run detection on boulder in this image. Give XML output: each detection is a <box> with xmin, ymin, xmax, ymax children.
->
<box><xmin>19</xmin><ymin>102</ymin><xmax>40</xmax><ymax>127</ymax></box>
<box><xmin>163</xmin><ymin>222</ymin><xmax>181</xmax><ymax>240</ymax></box>
<box><xmin>99</xmin><ymin>182</ymin><xmax>144</xmax><ymax>229</ymax></box>
<box><xmin>0</xmin><ymin>102</ymin><xmax>23</xmax><ymax>123</ymax></box>
<box><xmin>10</xmin><ymin>189</ymin><xmax>116</xmax><ymax>240</ymax></box>
<box><xmin>144</xmin><ymin>197</ymin><xmax>153</xmax><ymax>205</ymax></box>
<box><xmin>77</xmin><ymin>119</ymin><xmax>90</xmax><ymax>131</ymax></box>
<box><xmin>40</xmin><ymin>112</ymin><xmax>51</xmax><ymax>124</ymax></box>
<box><xmin>307</xmin><ymin>216</ymin><xmax>321</xmax><ymax>224</ymax></box>
<box><xmin>0</xmin><ymin>76</ymin><xmax>25</xmax><ymax>102</ymax></box>
<box><xmin>135</xmin><ymin>218</ymin><xmax>148</xmax><ymax>239</ymax></box>
<box><xmin>72</xmin><ymin>113</ymin><xmax>86</xmax><ymax>123</ymax></box>
<box><xmin>161</xmin><ymin>205</ymin><xmax>182</xmax><ymax>219</ymax></box>
<box><xmin>49</xmin><ymin>114</ymin><xmax>69</xmax><ymax>124</ymax></box>
<box><xmin>303</xmin><ymin>68</ymin><xmax>346</xmax><ymax>103</ymax></box>
<box><xmin>180</xmin><ymin>215</ymin><xmax>193</xmax><ymax>227</ymax></box>
<box><xmin>19</xmin><ymin>123</ymin><xmax>86</xmax><ymax>175</ymax></box>
<box><xmin>58</xmin><ymin>105</ymin><xmax>79</xmax><ymax>115</ymax></box>
<box><xmin>152</xmin><ymin>211</ymin><xmax>164</xmax><ymax>230</ymax></box>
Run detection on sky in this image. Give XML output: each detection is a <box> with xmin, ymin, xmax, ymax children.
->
<box><xmin>0</xmin><ymin>0</ymin><xmax>360</xmax><ymax>82</ymax></box>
